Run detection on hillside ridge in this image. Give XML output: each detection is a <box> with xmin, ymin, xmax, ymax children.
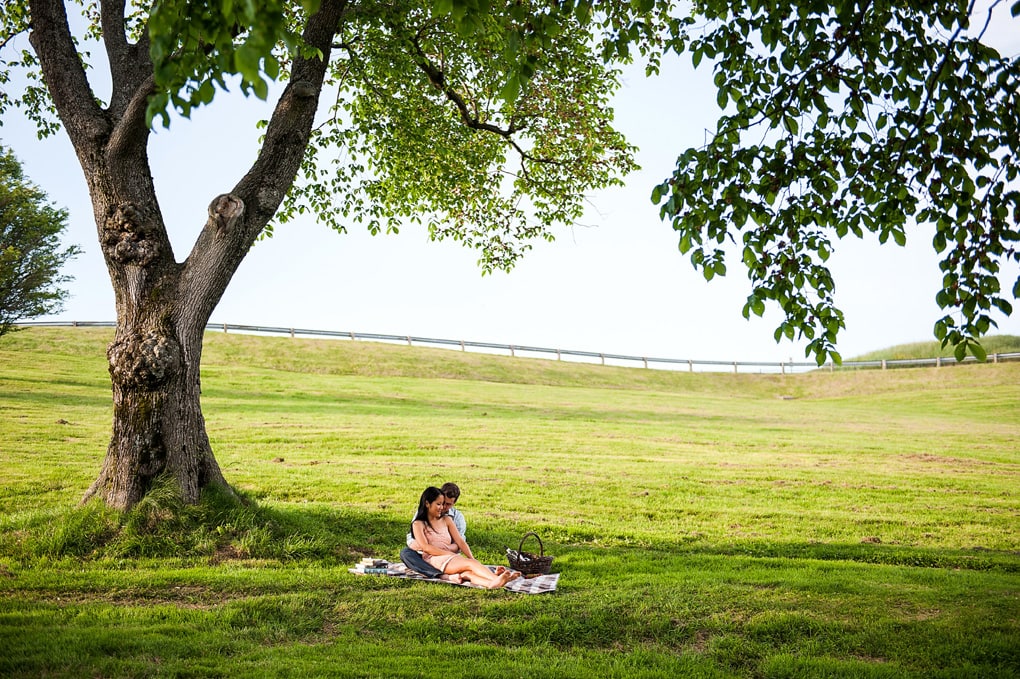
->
<box><xmin>4</xmin><ymin>326</ymin><xmax>1019</xmax><ymax>401</ymax></box>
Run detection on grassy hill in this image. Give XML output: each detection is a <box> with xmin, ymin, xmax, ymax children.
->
<box><xmin>1</xmin><ymin>327</ymin><xmax>1018</xmax><ymax>678</ymax></box>
<box><xmin>850</xmin><ymin>334</ymin><xmax>1020</xmax><ymax>361</ymax></box>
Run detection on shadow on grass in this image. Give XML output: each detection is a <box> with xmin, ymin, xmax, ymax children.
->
<box><xmin>6</xmin><ymin>486</ymin><xmax>1018</xmax><ymax>578</ymax></box>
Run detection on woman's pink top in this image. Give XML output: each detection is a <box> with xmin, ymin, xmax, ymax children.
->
<box><xmin>419</xmin><ymin>520</ymin><xmax>459</xmax><ymax>572</ymax></box>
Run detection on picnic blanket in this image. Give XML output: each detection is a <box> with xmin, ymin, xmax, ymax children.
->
<box><xmin>349</xmin><ymin>561</ymin><xmax>559</xmax><ymax>594</ymax></box>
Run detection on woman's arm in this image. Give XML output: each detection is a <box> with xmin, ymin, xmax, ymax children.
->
<box><xmin>446</xmin><ymin>517</ymin><xmax>473</xmax><ymax>560</ymax></box>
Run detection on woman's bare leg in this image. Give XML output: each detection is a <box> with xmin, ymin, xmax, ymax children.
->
<box><xmin>445</xmin><ymin>556</ymin><xmax>511</xmax><ymax>588</ymax></box>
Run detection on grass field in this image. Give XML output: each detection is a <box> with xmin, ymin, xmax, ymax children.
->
<box><xmin>1</xmin><ymin>327</ymin><xmax>1018</xmax><ymax>678</ymax></box>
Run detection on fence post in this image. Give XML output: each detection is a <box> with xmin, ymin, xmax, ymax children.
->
<box><xmin>460</xmin><ymin>340</ymin><xmax>465</xmax><ymax>351</ymax></box>
<box><xmin>936</xmin><ymin>356</ymin><xmax>941</xmax><ymax>368</ymax></box>
<box><xmin>600</xmin><ymin>353</ymin><xmax>605</xmax><ymax>366</ymax></box>
<box><xmin>223</xmin><ymin>323</ymin><xmax>228</xmax><ymax>333</ymax></box>
<box><xmin>688</xmin><ymin>359</ymin><xmax>693</xmax><ymax>373</ymax></box>
<box><xmin>289</xmin><ymin>328</ymin><xmax>295</xmax><ymax>338</ymax></box>
<box><xmin>556</xmin><ymin>349</ymin><xmax>561</xmax><ymax>361</ymax></box>
<box><xmin>780</xmin><ymin>362</ymin><xmax>785</xmax><ymax>375</ymax></box>
<box><xmin>643</xmin><ymin>357</ymin><xmax>648</xmax><ymax>369</ymax></box>
<box><xmin>510</xmin><ymin>345</ymin><xmax>515</xmax><ymax>357</ymax></box>
<box><xmin>406</xmin><ymin>336</ymin><xmax>412</xmax><ymax>346</ymax></box>
<box><xmin>882</xmin><ymin>359</ymin><xmax>887</xmax><ymax>370</ymax></box>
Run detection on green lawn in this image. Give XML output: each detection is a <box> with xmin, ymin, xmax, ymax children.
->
<box><xmin>1</xmin><ymin>327</ymin><xmax>1018</xmax><ymax>678</ymax></box>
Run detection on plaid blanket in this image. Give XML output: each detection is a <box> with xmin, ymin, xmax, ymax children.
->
<box><xmin>349</xmin><ymin>562</ymin><xmax>559</xmax><ymax>594</ymax></box>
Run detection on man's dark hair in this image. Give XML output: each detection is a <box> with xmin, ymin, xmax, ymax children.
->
<box><xmin>440</xmin><ymin>482</ymin><xmax>460</xmax><ymax>500</ymax></box>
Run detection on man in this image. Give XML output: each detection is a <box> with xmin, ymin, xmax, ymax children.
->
<box><xmin>400</xmin><ymin>482</ymin><xmax>467</xmax><ymax>578</ymax></box>
<box><xmin>438</xmin><ymin>482</ymin><xmax>466</xmax><ymax>536</ymax></box>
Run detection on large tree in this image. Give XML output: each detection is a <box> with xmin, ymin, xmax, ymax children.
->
<box><xmin>1</xmin><ymin>0</ymin><xmax>636</xmax><ymax>510</ymax></box>
<box><xmin>0</xmin><ymin>144</ymin><xmax>81</xmax><ymax>337</ymax></box>
<box><xmin>3</xmin><ymin>0</ymin><xmax>1017</xmax><ymax>510</ymax></box>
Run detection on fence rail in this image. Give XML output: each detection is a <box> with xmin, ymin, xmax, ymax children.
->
<box><xmin>17</xmin><ymin>320</ymin><xmax>1020</xmax><ymax>374</ymax></box>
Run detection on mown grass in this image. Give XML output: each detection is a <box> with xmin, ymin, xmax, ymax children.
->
<box><xmin>1</xmin><ymin>327</ymin><xmax>1018</xmax><ymax>678</ymax></box>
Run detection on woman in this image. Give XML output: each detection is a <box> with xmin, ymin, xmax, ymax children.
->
<box><xmin>411</xmin><ymin>487</ymin><xmax>518</xmax><ymax>589</ymax></box>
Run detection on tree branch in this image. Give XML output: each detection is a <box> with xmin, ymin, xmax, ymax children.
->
<box><xmin>100</xmin><ymin>0</ymin><xmax>130</xmax><ymax>70</ymax></box>
<box><xmin>101</xmin><ymin>0</ymin><xmax>153</xmax><ymax>120</ymax></box>
<box><xmin>180</xmin><ymin>0</ymin><xmax>349</xmax><ymax>322</ymax></box>
<box><xmin>105</xmin><ymin>74</ymin><xmax>156</xmax><ymax>168</ymax></box>
<box><xmin>0</xmin><ymin>26</ymin><xmax>28</xmax><ymax>53</ymax></box>
<box><xmin>410</xmin><ymin>35</ymin><xmax>519</xmax><ymax>138</ymax></box>
<box><xmin>407</xmin><ymin>32</ymin><xmax>581</xmax><ymax>181</ymax></box>
<box><xmin>28</xmin><ymin>0</ymin><xmax>108</xmax><ymax>151</ymax></box>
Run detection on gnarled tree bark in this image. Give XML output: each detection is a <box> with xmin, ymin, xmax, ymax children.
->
<box><xmin>28</xmin><ymin>0</ymin><xmax>346</xmax><ymax>509</ymax></box>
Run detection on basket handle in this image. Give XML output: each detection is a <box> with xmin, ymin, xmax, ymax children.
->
<box><xmin>517</xmin><ymin>531</ymin><xmax>544</xmax><ymax>557</ymax></box>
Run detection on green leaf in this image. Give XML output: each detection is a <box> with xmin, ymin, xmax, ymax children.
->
<box><xmin>196</xmin><ymin>79</ymin><xmax>216</xmax><ymax>105</ymax></box>
<box><xmin>235</xmin><ymin>45</ymin><xmax>262</xmax><ymax>83</ymax></box>
<box><xmin>650</xmin><ymin>183</ymin><xmax>666</xmax><ymax>204</ymax></box>
<box><xmin>954</xmin><ymin>342</ymin><xmax>967</xmax><ymax>362</ymax></box>
<box><xmin>678</xmin><ymin>233</ymin><xmax>693</xmax><ymax>254</ymax></box>
<box><xmin>264</xmin><ymin>55</ymin><xmax>280</xmax><ymax>81</ymax></box>
<box><xmin>251</xmin><ymin>76</ymin><xmax>269</xmax><ymax>100</ymax></box>
<box><xmin>498</xmin><ymin>74</ymin><xmax>521</xmax><ymax>103</ymax></box>
<box><xmin>971</xmin><ymin>342</ymin><xmax>987</xmax><ymax>362</ymax></box>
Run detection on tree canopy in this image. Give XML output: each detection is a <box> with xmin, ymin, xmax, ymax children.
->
<box><xmin>0</xmin><ymin>145</ymin><xmax>80</xmax><ymax>338</ymax></box>
<box><xmin>5</xmin><ymin>0</ymin><xmax>1016</xmax><ymax>366</ymax></box>
<box><xmin>652</xmin><ymin>0</ymin><xmax>1020</xmax><ymax>364</ymax></box>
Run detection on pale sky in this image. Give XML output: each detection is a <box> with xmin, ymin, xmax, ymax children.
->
<box><xmin>4</xmin><ymin>4</ymin><xmax>1019</xmax><ymax>367</ymax></box>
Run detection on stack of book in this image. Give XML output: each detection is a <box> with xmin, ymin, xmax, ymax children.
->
<box><xmin>353</xmin><ymin>558</ymin><xmax>391</xmax><ymax>574</ymax></box>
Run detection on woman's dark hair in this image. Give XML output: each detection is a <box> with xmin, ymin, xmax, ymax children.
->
<box><xmin>413</xmin><ymin>486</ymin><xmax>444</xmax><ymax>524</ymax></box>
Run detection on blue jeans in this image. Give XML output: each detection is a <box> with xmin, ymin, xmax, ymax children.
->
<box><xmin>399</xmin><ymin>546</ymin><xmax>443</xmax><ymax>578</ymax></box>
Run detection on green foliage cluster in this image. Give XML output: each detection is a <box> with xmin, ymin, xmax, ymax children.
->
<box><xmin>146</xmin><ymin>0</ymin><xmax>320</xmax><ymax>126</ymax></box>
<box><xmin>0</xmin><ymin>146</ymin><xmax>79</xmax><ymax>337</ymax></box>
<box><xmin>650</xmin><ymin>1</ymin><xmax>1020</xmax><ymax>365</ymax></box>
<box><xmin>273</xmin><ymin>0</ymin><xmax>638</xmax><ymax>272</ymax></box>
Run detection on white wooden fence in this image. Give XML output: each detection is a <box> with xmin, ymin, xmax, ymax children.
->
<box><xmin>18</xmin><ymin>320</ymin><xmax>1020</xmax><ymax>374</ymax></box>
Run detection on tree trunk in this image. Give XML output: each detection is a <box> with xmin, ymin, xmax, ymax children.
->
<box><xmin>80</xmin><ymin>196</ymin><xmax>241</xmax><ymax>509</ymax></box>
<box><xmin>86</xmin><ymin>302</ymin><xmax>229</xmax><ymax>509</ymax></box>
<box><xmin>29</xmin><ymin>0</ymin><xmax>345</xmax><ymax>510</ymax></box>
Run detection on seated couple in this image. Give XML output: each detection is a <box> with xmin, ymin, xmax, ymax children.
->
<box><xmin>399</xmin><ymin>483</ymin><xmax>520</xmax><ymax>589</ymax></box>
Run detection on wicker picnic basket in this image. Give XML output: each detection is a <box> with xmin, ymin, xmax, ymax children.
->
<box><xmin>506</xmin><ymin>532</ymin><xmax>554</xmax><ymax>576</ymax></box>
